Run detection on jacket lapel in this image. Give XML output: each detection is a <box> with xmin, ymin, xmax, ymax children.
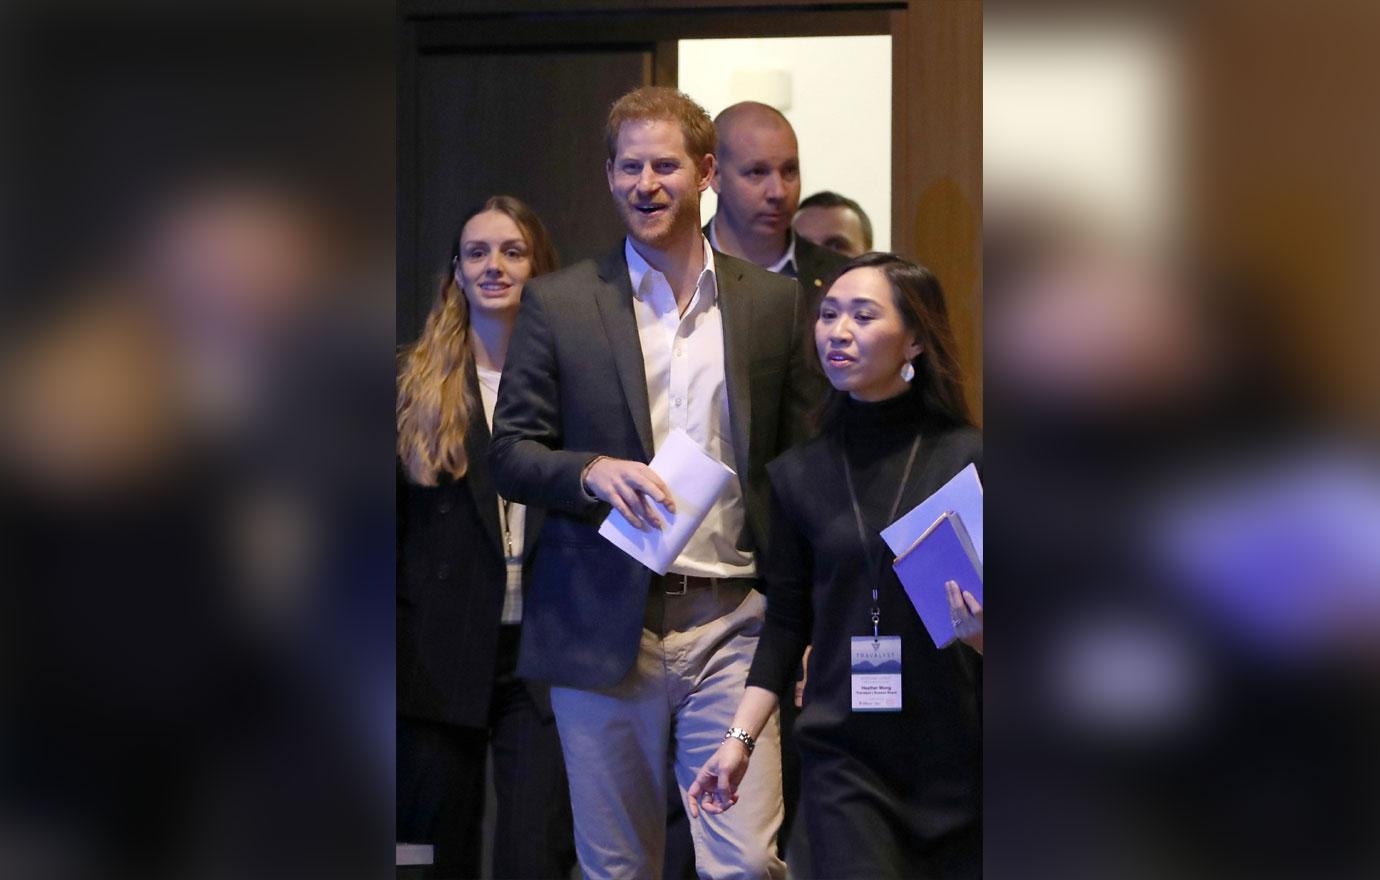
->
<box><xmin>594</xmin><ymin>246</ymin><xmax>655</xmax><ymax>460</ymax></box>
<box><xmin>461</xmin><ymin>360</ymin><xmax>505</xmax><ymax>557</ymax></box>
<box><xmin>715</xmin><ymin>251</ymin><xmax>753</xmax><ymax>495</ymax></box>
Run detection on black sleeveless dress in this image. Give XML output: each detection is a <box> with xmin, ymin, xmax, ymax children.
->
<box><xmin>747</xmin><ymin>391</ymin><xmax>982</xmax><ymax>879</ymax></box>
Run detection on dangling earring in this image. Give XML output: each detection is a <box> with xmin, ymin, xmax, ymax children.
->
<box><xmin>900</xmin><ymin>361</ymin><xmax>916</xmax><ymax>383</ymax></box>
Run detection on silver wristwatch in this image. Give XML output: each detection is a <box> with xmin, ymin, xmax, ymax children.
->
<box><xmin>724</xmin><ymin>726</ymin><xmax>756</xmax><ymax>754</ymax></box>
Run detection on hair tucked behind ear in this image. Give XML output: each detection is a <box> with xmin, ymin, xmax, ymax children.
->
<box><xmin>396</xmin><ymin>195</ymin><xmax>557</xmax><ymax>485</ymax></box>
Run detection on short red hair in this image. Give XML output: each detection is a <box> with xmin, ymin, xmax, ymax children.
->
<box><xmin>605</xmin><ymin>86</ymin><xmax>716</xmax><ymax>162</ymax></box>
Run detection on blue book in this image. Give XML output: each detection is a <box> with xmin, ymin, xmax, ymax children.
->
<box><xmin>893</xmin><ymin>511</ymin><xmax>984</xmax><ymax>649</ymax></box>
<box><xmin>881</xmin><ymin>463</ymin><xmax>983</xmax><ymax>563</ymax></box>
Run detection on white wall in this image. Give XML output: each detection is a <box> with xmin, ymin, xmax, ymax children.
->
<box><xmin>678</xmin><ymin>35</ymin><xmax>892</xmax><ymax>252</ymax></box>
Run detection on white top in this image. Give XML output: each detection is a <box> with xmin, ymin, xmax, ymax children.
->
<box><xmin>625</xmin><ymin>237</ymin><xmax>755</xmax><ymax>579</ymax></box>
<box><xmin>476</xmin><ymin>363</ymin><xmax>526</xmax><ymax>624</ymax></box>
<box><xmin>708</xmin><ymin>215</ymin><xmax>799</xmax><ymax>277</ymax></box>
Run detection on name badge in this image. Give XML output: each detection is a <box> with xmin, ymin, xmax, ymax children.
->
<box><xmin>850</xmin><ymin>635</ymin><xmax>903</xmax><ymax>712</ymax></box>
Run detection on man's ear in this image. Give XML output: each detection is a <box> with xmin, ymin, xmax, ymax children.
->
<box><xmin>699</xmin><ymin>153</ymin><xmax>716</xmax><ymax>193</ymax></box>
<box><xmin>605</xmin><ymin>158</ymin><xmax>615</xmax><ymax>190</ymax></box>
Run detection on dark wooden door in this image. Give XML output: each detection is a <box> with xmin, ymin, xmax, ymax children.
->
<box><xmin>398</xmin><ymin>1</ymin><xmax>979</xmax><ymax>415</ymax></box>
<box><xmin>400</xmin><ymin>42</ymin><xmax>650</xmax><ymax>343</ymax></box>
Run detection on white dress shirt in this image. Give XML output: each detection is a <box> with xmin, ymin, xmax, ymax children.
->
<box><xmin>477</xmin><ymin>363</ymin><xmax>526</xmax><ymax>623</ymax></box>
<box><xmin>625</xmin><ymin>237</ymin><xmax>756</xmax><ymax>579</ymax></box>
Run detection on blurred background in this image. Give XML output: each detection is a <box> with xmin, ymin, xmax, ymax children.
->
<box><xmin>984</xmin><ymin>1</ymin><xmax>1380</xmax><ymax>878</ymax></box>
<box><xmin>1</xmin><ymin>1</ymin><xmax>394</xmax><ymax>877</ymax></box>
<box><xmin>4</xmin><ymin>0</ymin><xmax>1380</xmax><ymax>877</ymax></box>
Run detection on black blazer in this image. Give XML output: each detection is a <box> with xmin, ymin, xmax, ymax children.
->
<box><xmin>397</xmin><ymin>361</ymin><xmax>549</xmax><ymax>727</ymax></box>
<box><xmin>793</xmin><ymin>233</ymin><xmax>850</xmax><ymax>304</ymax></box>
<box><xmin>701</xmin><ymin>220</ymin><xmax>849</xmax><ymax>306</ymax></box>
<box><xmin>489</xmin><ymin>244</ymin><xmax>825</xmax><ymax>690</ymax></box>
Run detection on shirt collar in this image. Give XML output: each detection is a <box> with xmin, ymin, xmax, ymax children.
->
<box><xmin>625</xmin><ymin>236</ymin><xmax>717</xmax><ymax>305</ymax></box>
<box><xmin>769</xmin><ymin>231</ymin><xmax>799</xmax><ymax>277</ymax></box>
<box><xmin>707</xmin><ymin>215</ymin><xmax>797</xmax><ymax>276</ymax></box>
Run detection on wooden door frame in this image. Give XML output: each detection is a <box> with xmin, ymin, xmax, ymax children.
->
<box><xmin>398</xmin><ymin>1</ymin><xmax>982</xmax><ymax>415</ymax></box>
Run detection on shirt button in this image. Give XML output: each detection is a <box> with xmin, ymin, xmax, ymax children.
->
<box><xmin>674</xmin><ymin>397</ymin><xmax>684</xmax><ymax>407</ymax></box>
<box><xmin>674</xmin><ymin>347</ymin><xmax>684</xmax><ymax>357</ymax></box>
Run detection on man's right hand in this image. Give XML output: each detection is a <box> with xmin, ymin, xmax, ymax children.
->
<box><xmin>582</xmin><ymin>457</ymin><xmax>676</xmax><ymax>530</ymax></box>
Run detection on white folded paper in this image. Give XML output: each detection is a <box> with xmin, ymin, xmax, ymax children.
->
<box><xmin>597</xmin><ymin>429</ymin><xmax>736</xmax><ymax>575</ymax></box>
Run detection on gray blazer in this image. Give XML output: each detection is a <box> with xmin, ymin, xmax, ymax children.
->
<box><xmin>489</xmin><ymin>243</ymin><xmax>823</xmax><ymax>689</ymax></box>
<box><xmin>702</xmin><ymin>219</ymin><xmax>848</xmax><ymax>305</ymax></box>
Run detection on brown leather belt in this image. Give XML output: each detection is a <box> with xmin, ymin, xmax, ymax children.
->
<box><xmin>645</xmin><ymin>574</ymin><xmax>757</xmax><ymax>635</ymax></box>
<box><xmin>654</xmin><ymin>573</ymin><xmax>749</xmax><ymax>596</ymax></box>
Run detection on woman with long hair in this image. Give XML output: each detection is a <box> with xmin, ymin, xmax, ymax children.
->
<box><xmin>688</xmin><ymin>253</ymin><xmax>984</xmax><ymax>878</ymax></box>
<box><xmin>396</xmin><ymin>196</ymin><xmax>574</xmax><ymax>878</ymax></box>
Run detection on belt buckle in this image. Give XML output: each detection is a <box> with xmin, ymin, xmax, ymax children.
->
<box><xmin>664</xmin><ymin>573</ymin><xmax>689</xmax><ymax>596</ymax></box>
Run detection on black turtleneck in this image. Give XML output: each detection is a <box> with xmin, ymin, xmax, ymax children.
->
<box><xmin>743</xmin><ymin>385</ymin><xmax>982</xmax><ymax>871</ymax></box>
<box><xmin>748</xmin><ymin>386</ymin><xmax>966</xmax><ymax>698</ymax></box>
<box><xmin>839</xmin><ymin>390</ymin><xmax>930</xmax><ymax>534</ymax></box>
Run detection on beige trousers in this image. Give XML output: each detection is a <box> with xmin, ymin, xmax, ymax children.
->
<box><xmin>551</xmin><ymin>585</ymin><xmax>786</xmax><ymax>880</ymax></box>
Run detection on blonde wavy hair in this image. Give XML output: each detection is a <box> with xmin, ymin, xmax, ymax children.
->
<box><xmin>397</xmin><ymin>195</ymin><xmax>558</xmax><ymax>485</ymax></box>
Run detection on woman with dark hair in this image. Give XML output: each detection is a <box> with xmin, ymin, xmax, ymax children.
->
<box><xmin>689</xmin><ymin>253</ymin><xmax>984</xmax><ymax>878</ymax></box>
<box><xmin>396</xmin><ymin>196</ymin><xmax>574</xmax><ymax>878</ymax></box>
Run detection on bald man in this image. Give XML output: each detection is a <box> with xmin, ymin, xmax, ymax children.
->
<box><xmin>704</xmin><ymin>101</ymin><xmax>846</xmax><ymax>302</ymax></box>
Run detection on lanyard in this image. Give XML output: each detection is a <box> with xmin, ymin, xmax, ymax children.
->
<box><xmin>840</xmin><ymin>432</ymin><xmax>922</xmax><ymax>639</ymax></box>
